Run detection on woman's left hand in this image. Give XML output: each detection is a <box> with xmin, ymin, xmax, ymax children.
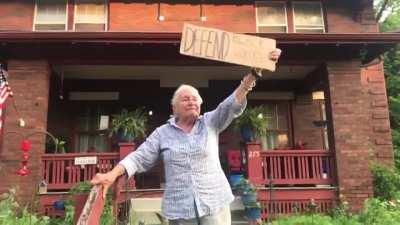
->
<box><xmin>269</xmin><ymin>48</ymin><xmax>282</xmax><ymax>62</ymax></box>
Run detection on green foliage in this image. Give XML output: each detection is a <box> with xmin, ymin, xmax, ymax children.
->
<box><xmin>379</xmin><ymin>6</ymin><xmax>400</xmax><ymax>171</ymax></box>
<box><xmin>359</xmin><ymin>198</ymin><xmax>400</xmax><ymax>225</ymax></box>
<box><xmin>270</xmin><ymin>198</ymin><xmax>400</xmax><ymax>225</ymax></box>
<box><xmin>110</xmin><ymin>108</ymin><xmax>148</xmax><ymax>141</ymax></box>
<box><xmin>234</xmin><ymin>106</ymin><xmax>268</xmax><ymax>138</ymax></box>
<box><xmin>68</xmin><ymin>181</ymin><xmax>92</xmax><ymax>195</ymax></box>
<box><xmin>371</xmin><ymin>164</ymin><xmax>400</xmax><ymax>200</ymax></box>
<box><xmin>0</xmin><ymin>188</ymin><xmax>50</xmax><ymax>225</ymax></box>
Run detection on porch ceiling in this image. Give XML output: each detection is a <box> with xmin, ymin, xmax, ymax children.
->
<box><xmin>53</xmin><ymin>65</ymin><xmax>317</xmax><ymax>80</ymax></box>
<box><xmin>0</xmin><ymin>32</ymin><xmax>399</xmax><ymax>64</ymax></box>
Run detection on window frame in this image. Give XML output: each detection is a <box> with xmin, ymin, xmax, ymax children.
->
<box><xmin>255</xmin><ymin>1</ymin><xmax>288</xmax><ymax>33</ymax></box>
<box><xmin>73</xmin><ymin>0</ymin><xmax>109</xmax><ymax>31</ymax></box>
<box><xmin>249</xmin><ymin>99</ymin><xmax>293</xmax><ymax>150</ymax></box>
<box><xmin>33</xmin><ymin>0</ymin><xmax>69</xmax><ymax>31</ymax></box>
<box><xmin>292</xmin><ymin>1</ymin><xmax>325</xmax><ymax>33</ymax></box>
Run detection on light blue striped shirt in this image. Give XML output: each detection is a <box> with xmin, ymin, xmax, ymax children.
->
<box><xmin>119</xmin><ymin>91</ymin><xmax>246</xmax><ymax>220</ymax></box>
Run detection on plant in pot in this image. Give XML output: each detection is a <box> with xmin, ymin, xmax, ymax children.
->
<box><xmin>244</xmin><ymin>201</ymin><xmax>262</xmax><ymax>220</ymax></box>
<box><xmin>241</xmin><ymin>185</ymin><xmax>258</xmax><ymax>206</ymax></box>
<box><xmin>233</xmin><ymin>106</ymin><xmax>268</xmax><ymax>143</ymax></box>
<box><xmin>110</xmin><ymin>108</ymin><xmax>148</xmax><ymax>143</ymax></box>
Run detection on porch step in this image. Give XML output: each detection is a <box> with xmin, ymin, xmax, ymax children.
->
<box><xmin>129</xmin><ymin>197</ymin><xmax>248</xmax><ymax>225</ymax></box>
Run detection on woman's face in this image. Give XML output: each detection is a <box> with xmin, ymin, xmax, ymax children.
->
<box><xmin>173</xmin><ymin>88</ymin><xmax>201</xmax><ymax>121</ymax></box>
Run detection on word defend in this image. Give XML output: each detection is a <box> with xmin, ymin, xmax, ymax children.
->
<box><xmin>180</xmin><ymin>23</ymin><xmax>276</xmax><ymax>71</ymax></box>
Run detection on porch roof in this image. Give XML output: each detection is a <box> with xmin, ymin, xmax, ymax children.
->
<box><xmin>0</xmin><ymin>32</ymin><xmax>399</xmax><ymax>44</ymax></box>
<box><xmin>0</xmin><ymin>32</ymin><xmax>399</xmax><ymax>64</ymax></box>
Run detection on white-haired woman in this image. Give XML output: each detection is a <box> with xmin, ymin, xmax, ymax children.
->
<box><xmin>91</xmin><ymin>49</ymin><xmax>281</xmax><ymax>225</ymax></box>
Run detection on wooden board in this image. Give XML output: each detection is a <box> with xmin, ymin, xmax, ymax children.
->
<box><xmin>76</xmin><ymin>185</ymin><xmax>105</xmax><ymax>225</ymax></box>
<box><xmin>180</xmin><ymin>23</ymin><xmax>276</xmax><ymax>71</ymax></box>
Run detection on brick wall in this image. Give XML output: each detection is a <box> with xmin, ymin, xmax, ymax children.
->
<box><xmin>327</xmin><ymin>60</ymin><xmax>374</xmax><ymax>211</ymax></box>
<box><xmin>0</xmin><ymin>60</ymin><xmax>50</xmax><ymax>205</ymax></box>
<box><xmin>292</xmin><ymin>99</ymin><xmax>325</xmax><ymax>149</ymax></box>
<box><xmin>0</xmin><ymin>0</ymin><xmax>375</xmax><ymax>33</ymax></box>
<box><xmin>0</xmin><ymin>0</ymin><xmax>34</xmax><ymax>31</ymax></box>
<box><xmin>361</xmin><ymin>62</ymin><xmax>394</xmax><ymax>166</ymax></box>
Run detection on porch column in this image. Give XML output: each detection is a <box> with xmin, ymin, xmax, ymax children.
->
<box><xmin>326</xmin><ymin>60</ymin><xmax>373</xmax><ymax>211</ymax></box>
<box><xmin>0</xmin><ymin>60</ymin><xmax>50</xmax><ymax>205</ymax></box>
<box><xmin>361</xmin><ymin>63</ymin><xmax>393</xmax><ymax>166</ymax></box>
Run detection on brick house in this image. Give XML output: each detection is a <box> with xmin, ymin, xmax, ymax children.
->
<box><xmin>0</xmin><ymin>0</ymin><xmax>399</xmax><ymax>220</ymax></box>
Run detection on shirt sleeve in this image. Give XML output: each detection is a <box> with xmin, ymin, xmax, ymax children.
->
<box><xmin>118</xmin><ymin>128</ymin><xmax>161</xmax><ymax>178</ymax></box>
<box><xmin>204</xmin><ymin>90</ymin><xmax>247</xmax><ymax>133</ymax></box>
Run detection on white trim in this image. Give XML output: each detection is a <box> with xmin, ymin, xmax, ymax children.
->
<box><xmin>33</xmin><ymin>0</ymin><xmax>68</xmax><ymax>31</ymax></box>
<box><xmin>73</xmin><ymin>0</ymin><xmax>108</xmax><ymax>31</ymax></box>
<box><xmin>292</xmin><ymin>1</ymin><xmax>325</xmax><ymax>33</ymax></box>
<box><xmin>255</xmin><ymin>1</ymin><xmax>288</xmax><ymax>33</ymax></box>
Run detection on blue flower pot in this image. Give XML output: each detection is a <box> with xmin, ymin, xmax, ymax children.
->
<box><xmin>241</xmin><ymin>193</ymin><xmax>257</xmax><ymax>205</ymax></box>
<box><xmin>53</xmin><ymin>200</ymin><xmax>65</xmax><ymax>211</ymax></box>
<box><xmin>240</xmin><ymin>126</ymin><xmax>253</xmax><ymax>142</ymax></box>
<box><xmin>117</xmin><ymin>131</ymin><xmax>134</xmax><ymax>143</ymax></box>
<box><xmin>229</xmin><ymin>174</ymin><xmax>244</xmax><ymax>188</ymax></box>
<box><xmin>245</xmin><ymin>207</ymin><xmax>261</xmax><ymax>220</ymax></box>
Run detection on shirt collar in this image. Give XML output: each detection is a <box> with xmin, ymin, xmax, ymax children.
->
<box><xmin>167</xmin><ymin>116</ymin><xmax>203</xmax><ymax>133</ymax></box>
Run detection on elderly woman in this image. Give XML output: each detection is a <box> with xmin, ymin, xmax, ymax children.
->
<box><xmin>91</xmin><ymin>49</ymin><xmax>281</xmax><ymax>225</ymax></box>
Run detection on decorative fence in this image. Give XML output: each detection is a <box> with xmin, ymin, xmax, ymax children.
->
<box><xmin>41</xmin><ymin>152</ymin><xmax>120</xmax><ymax>190</ymax></box>
<box><xmin>245</xmin><ymin>143</ymin><xmax>336</xmax><ymax>186</ymax></box>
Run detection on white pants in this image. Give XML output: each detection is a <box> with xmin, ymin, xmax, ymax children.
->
<box><xmin>169</xmin><ymin>206</ymin><xmax>231</xmax><ymax>225</ymax></box>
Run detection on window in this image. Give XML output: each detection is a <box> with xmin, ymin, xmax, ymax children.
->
<box><xmin>256</xmin><ymin>1</ymin><xmax>288</xmax><ymax>33</ymax></box>
<box><xmin>74</xmin><ymin>0</ymin><xmax>107</xmax><ymax>31</ymax></box>
<box><xmin>75</xmin><ymin>105</ymin><xmax>109</xmax><ymax>152</ymax></box>
<box><xmin>262</xmin><ymin>102</ymin><xmax>291</xmax><ymax>150</ymax></box>
<box><xmin>293</xmin><ymin>2</ymin><xmax>325</xmax><ymax>33</ymax></box>
<box><xmin>34</xmin><ymin>0</ymin><xmax>67</xmax><ymax>31</ymax></box>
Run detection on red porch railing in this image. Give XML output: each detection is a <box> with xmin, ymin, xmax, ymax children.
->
<box><xmin>41</xmin><ymin>152</ymin><xmax>120</xmax><ymax>190</ymax></box>
<box><xmin>258</xmin><ymin>187</ymin><xmax>337</xmax><ymax>219</ymax></box>
<box><xmin>245</xmin><ymin>143</ymin><xmax>336</xmax><ymax>186</ymax></box>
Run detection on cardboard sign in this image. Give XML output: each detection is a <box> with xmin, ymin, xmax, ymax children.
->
<box><xmin>180</xmin><ymin>23</ymin><xmax>276</xmax><ymax>71</ymax></box>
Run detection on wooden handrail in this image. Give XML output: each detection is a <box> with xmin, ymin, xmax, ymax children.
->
<box><xmin>76</xmin><ymin>185</ymin><xmax>105</xmax><ymax>225</ymax></box>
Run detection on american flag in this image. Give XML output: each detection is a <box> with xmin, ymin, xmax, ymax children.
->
<box><xmin>0</xmin><ymin>65</ymin><xmax>13</xmax><ymax>132</ymax></box>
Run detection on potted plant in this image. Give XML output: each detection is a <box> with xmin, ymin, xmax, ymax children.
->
<box><xmin>109</xmin><ymin>108</ymin><xmax>148</xmax><ymax>143</ymax></box>
<box><xmin>233</xmin><ymin>106</ymin><xmax>268</xmax><ymax>142</ymax></box>
<box><xmin>244</xmin><ymin>202</ymin><xmax>262</xmax><ymax>220</ymax></box>
<box><xmin>241</xmin><ymin>185</ymin><xmax>258</xmax><ymax>206</ymax></box>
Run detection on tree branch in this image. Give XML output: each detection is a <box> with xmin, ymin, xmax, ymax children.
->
<box><xmin>376</xmin><ymin>0</ymin><xmax>390</xmax><ymax>22</ymax></box>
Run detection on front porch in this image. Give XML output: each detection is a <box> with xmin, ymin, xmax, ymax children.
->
<box><xmin>38</xmin><ymin>142</ymin><xmax>337</xmax><ymax>222</ymax></box>
<box><xmin>32</xmin><ymin>59</ymin><xmax>340</xmax><ymax>222</ymax></box>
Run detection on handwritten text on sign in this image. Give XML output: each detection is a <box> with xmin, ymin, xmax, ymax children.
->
<box><xmin>74</xmin><ymin>156</ymin><xmax>98</xmax><ymax>166</ymax></box>
<box><xmin>180</xmin><ymin>23</ymin><xmax>276</xmax><ymax>71</ymax></box>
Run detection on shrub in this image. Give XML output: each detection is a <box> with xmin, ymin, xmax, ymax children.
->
<box><xmin>371</xmin><ymin>164</ymin><xmax>400</xmax><ymax>200</ymax></box>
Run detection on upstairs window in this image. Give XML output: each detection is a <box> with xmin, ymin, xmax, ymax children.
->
<box><xmin>74</xmin><ymin>0</ymin><xmax>107</xmax><ymax>31</ymax></box>
<box><xmin>293</xmin><ymin>1</ymin><xmax>325</xmax><ymax>33</ymax></box>
<box><xmin>256</xmin><ymin>1</ymin><xmax>288</xmax><ymax>33</ymax></box>
<box><xmin>34</xmin><ymin>0</ymin><xmax>67</xmax><ymax>31</ymax></box>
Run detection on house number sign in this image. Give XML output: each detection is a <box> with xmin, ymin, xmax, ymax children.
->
<box><xmin>74</xmin><ymin>156</ymin><xmax>98</xmax><ymax>165</ymax></box>
<box><xmin>180</xmin><ymin>23</ymin><xmax>277</xmax><ymax>71</ymax></box>
<box><xmin>248</xmin><ymin>151</ymin><xmax>260</xmax><ymax>159</ymax></box>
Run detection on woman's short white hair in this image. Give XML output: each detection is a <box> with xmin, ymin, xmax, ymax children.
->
<box><xmin>171</xmin><ymin>84</ymin><xmax>203</xmax><ymax>107</ymax></box>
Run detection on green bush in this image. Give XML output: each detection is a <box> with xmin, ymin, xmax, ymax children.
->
<box><xmin>270</xmin><ymin>198</ymin><xmax>400</xmax><ymax>225</ymax></box>
<box><xmin>371</xmin><ymin>164</ymin><xmax>400</xmax><ymax>200</ymax></box>
<box><xmin>0</xmin><ymin>188</ymin><xmax>50</xmax><ymax>225</ymax></box>
<box><xmin>359</xmin><ymin>198</ymin><xmax>400</xmax><ymax>225</ymax></box>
